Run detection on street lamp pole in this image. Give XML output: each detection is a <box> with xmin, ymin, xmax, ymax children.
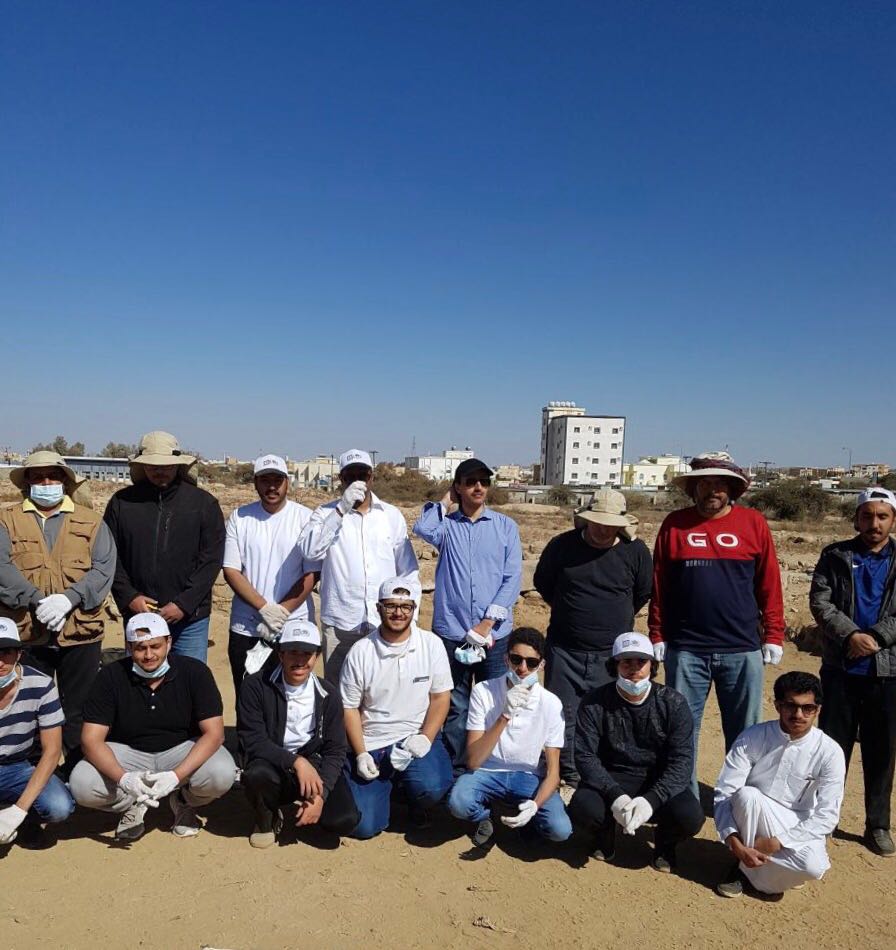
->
<box><xmin>842</xmin><ymin>446</ymin><xmax>852</xmax><ymax>474</ymax></box>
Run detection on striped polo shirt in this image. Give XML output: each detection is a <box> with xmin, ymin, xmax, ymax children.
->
<box><xmin>0</xmin><ymin>664</ymin><xmax>64</xmax><ymax>764</ymax></box>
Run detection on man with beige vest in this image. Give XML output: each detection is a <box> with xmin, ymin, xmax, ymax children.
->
<box><xmin>0</xmin><ymin>452</ymin><xmax>116</xmax><ymax>773</ymax></box>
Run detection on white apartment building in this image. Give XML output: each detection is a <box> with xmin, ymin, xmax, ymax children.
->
<box><xmin>405</xmin><ymin>446</ymin><xmax>474</xmax><ymax>481</ymax></box>
<box><xmin>543</xmin><ymin>413</ymin><xmax>626</xmax><ymax>487</ymax></box>
<box><xmin>540</xmin><ymin>401</ymin><xmax>586</xmax><ymax>475</ymax></box>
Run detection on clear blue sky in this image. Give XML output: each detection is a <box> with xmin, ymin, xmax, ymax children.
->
<box><xmin>2</xmin><ymin>1</ymin><xmax>893</xmax><ymax>469</ymax></box>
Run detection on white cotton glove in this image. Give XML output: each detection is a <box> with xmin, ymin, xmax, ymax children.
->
<box><xmin>653</xmin><ymin>642</ymin><xmax>666</xmax><ymax>662</ymax></box>
<box><xmin>337</xmin><ymin>481</ymin><xmax>368</xmax><ymax>515</ymax></box>
<box><xmin>762</xmin><ymin>643</ymin><xmax>783</xmax><ymax>665</ymax></box>
<box><xmin>145</xmin><ymin>770</ymin><xmax>180</xmax><ymax>800</ymax></box>
<box><xmin>500</xmin><ymin>800</ymin><xmax>538</xmax><ymax>829</ymax></box>
<box><xmin>610</xmin><ymin>794</ymin><xmax>633</xmax><ymax>828</ymax></box>
<box><xmin>403</xmin><ymin>734</ymin><xmax>431</xmax><ymax>759</ymax></box>
<box><xmin>258</xmin><ymin>602</ymin><xmax>290</xmax><ymax>634</ymax></box>
<box><xmin>35</xmin><ymin>594</ymin><xmax>74</xmax><ymax>632</ymax></box>
<box><xmin>0</xmin><ymin>805</ymin><xmax>27</xmax><ymax>844</ymax></box>
<box><xmin>389</xmin><ymin>744</ymin><xmax>414</xmax><ymax>772</ymax></box>
<box><xmin>356</xmin><ymin>752</ymin><xmax>380</xmax><ymax>781</ymax></box>
<box><xmin>117</xmin><ymin>771</ymin><xmax>160</xmax><ymax>808</ymax></box>
<box><xmin>621</xmin><ymin>796</ymin><xmax>653</xmax><ymax>835</ymax></box>
<box><xmin>503</xmin><ymin>683</ymin><xmax>533</xmax><ymax>719</ymax></box>
<box><xmin>465</xmin><ymin>628</ymin><xmax>494</xmax><ymax>649</ymax></box>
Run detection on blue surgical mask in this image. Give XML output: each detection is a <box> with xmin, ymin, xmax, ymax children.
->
<box><xmin>454</xmin><ymin>644</ymin><xmax>484</xmax><ymax>666</ymax></box>
<box><xmin>618</xmin><ymin>675</ymin><xmax>651</xmax><ymax>698</ymax></box>
<box><xmin>29</xmin><ymin>484</ymin><xmax>65</xmax><ymax>508</ymax></box>
<box><xmin>508</xmin><ymin>668</ymin><xmax>539</xmax><ymax>688</ymax></box>
<box><xmin>132</xmin><ymin>658</ymin><xmax>170</xmax><ymax>679</ymax></box>
<box><xmin>0</xmin><ymin>667</ymin><xmax>18</xmax><ymax>689</ymax></box>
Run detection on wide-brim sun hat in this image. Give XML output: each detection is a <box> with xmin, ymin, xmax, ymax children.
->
<box><xmin>573</xmin><ymin>487</ymin><xmax>630</xmax><ymax>528</ymax></box>
<box><xmin>9</xmin><ymin>450</ymin><xmax>84</xmax><ymax>492</ymax></box>
<box><xmin>671</xmin><ymin>450</ymin><xmax>750</xmax><ymax>500</ymax></box>
<box><xmin>129</xmin><ymin>431</ymin><xmax>198</xmax><ymax>484</ymax></box>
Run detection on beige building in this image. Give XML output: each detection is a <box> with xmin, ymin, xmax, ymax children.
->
<box><xmin>623</xmin><ymin>455</ymin><xmax>687</xmax><ymax>489</ymax></box>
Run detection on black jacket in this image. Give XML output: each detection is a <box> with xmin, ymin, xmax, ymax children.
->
<box><xmin>104</xmin><ymin>478</ymin><xmax>225</xmax><ymax>623</ymax></box>
<box><xmin>574</xmin><ymin>681</ymin><xmax>694</xmax><ymax>810</ymax></box>
<box><xmin>237</xmin><ymin>665</ymin><xmax>347</xmax><ymax>799</ymax></box>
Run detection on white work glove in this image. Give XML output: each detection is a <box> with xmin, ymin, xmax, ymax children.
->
<box><xmin>653</xmin><ymin>642</ymin><xmax>666</xmax><ymax>662</ymax></box>
<box><xmin>337</xmin><ymin>481</ymin><xmax>368</xmax><ymax>515</ymax></box>
<box><xmin>503</xmin><ymin>683</ymin><xmax>533</xmax><ymax>719</ymax></box>
<box><xmin>0</xmin><ymin>805</ymin><xmax>27</xmax><ymax>844</ymax></box>
<box><xmin>610</xmin><ymin>794</ymin><xmax>633</xmax><ymax>828</ymax></box>
<box><xmin>500</xmin><ymin>799</ymin><xmax>538</xmax><ymax>829</ymax></box>
<box><xmin>35</xmin><ymin>594</ymin><xmax>74</xmax><ymax>633</ymax></box>
<box><xmin>403</xmin><ymin>734</ymin><xmax>431</xmax><ymax>759</ymax></box>
<box><xmin>117</xmin><ymin>771</ymin><xmax>160</xmax><ymax>808</ymax></box>
<box><xmin>465</xmin><ymin>628</ymin><xmax>494</xmax><ymax>649</ymax></box>
<box><xmin>622</xmin><ymin>796</ymin><xmax>653</xmax><ymax>835</ymax></box>
<box><xmin>356</xmin><ymin>752</ymin><xmax>380</xmax><ymax>781</ymax></box>
<box><xmin>145</xmin><ymin>770</ymin><xmax>180</xmax><ymax>800</ymax></box>
<box><xmin>389</xmin><ymin>744</ymin><xmax>414</xmax><ymax>772</ymax></box>
<box><xmin>762</xmin><ymin>643</ymin><xmax>783</xmax><ymax>665</ymax></box>
<box><xmin>258</xmin><ymin>602</ymin><xmax>290</xmax><ymax>635</ymax></box>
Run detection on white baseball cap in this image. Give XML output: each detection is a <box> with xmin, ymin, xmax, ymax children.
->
<box><xmin>0</xmin><ymin>617</ymin><xmax>22</xmax><ymax>650</ymax></box>
<box><xmin>339</xmin><ymin>449</ymin><xmax>373</xmax><ymax>472</ymax></box>
<box><xmin>254</xmin><ymin>454</ymin><xmax>289</xmax><ymax>477</ymax></box>
<box><xmin>612</xmin><ymin>632</ymin><xmax>654</xmax><ymax>660</ymax></box>
<box><xmin>278</xmin><ymin>618</ymin><xmax>322</xmax><ymax>651</ymax></box>
<box><xmin>125</xmin><ymin>612</ymin><xmax>171</xmax><ymax>642</ymax></box>
<box><xmin>378</xmin><ymin>576</ymin><xmax>419</xmax><ymax>604</ymax></box>
<box><xmin>856</xmin><ymin>488</ymin><xmax>896</xmax><ymax>512</ymax></box>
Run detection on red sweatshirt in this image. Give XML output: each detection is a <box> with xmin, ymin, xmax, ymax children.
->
<box><xmin>649</xmin><ymin>505</ymin><xmax>784</xmax><ymax>652</ymax></box>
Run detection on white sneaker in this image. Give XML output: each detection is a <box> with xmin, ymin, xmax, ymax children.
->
<box><xmin>116</xmin><ymin>802</ymin><xmax>148</xmax><ymax>841</ymax></box>
<box><xmin>168</xmin><ymin>790</ymin><xmax>201</xmax><ymax>837</ymax></box>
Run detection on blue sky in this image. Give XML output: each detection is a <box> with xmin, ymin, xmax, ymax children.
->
<box><xmin>2</xmin><ymin>1</ymin><xmax>893</xmax><ymax>469</ymax></box>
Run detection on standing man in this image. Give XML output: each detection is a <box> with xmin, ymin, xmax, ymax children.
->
<box><xmin>299</xmin><ymin>449</ymin><xmax>418</xmax><ymax>682</ymax></box>
<box><xmin>223</xmin><ymin>454</ymin><xmax>320</xmax><ymax>698</ymax></box>
<box><xmin>810</xmin><ymin>487</ymin><xmax>896</xmax><ymax>857</ymax></box>
<box><xmin>534</xmin><ymin>488</ymin><xmax>652</xmax><ymax>792</ymax></box>
<box><xmin>104</xmin><ymin>431</ymin><xmax>225</xmax><ymax>663</ymax></box>
<box><xmin>649</xmin><ymin>451</ymin><xmax>785</xmax><ymax>794</ymax></box>
<box><xmin>414</xmin><ymin>458</ymin><xmax>522</xmax><ymax>770</ymax></box>
<box><xmin>0</xmin><ymin>451</ymin><xmax>115</xmax><ymax>772</ymax></box>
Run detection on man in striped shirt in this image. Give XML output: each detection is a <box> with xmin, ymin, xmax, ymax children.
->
<box><xmin>0</xmin><ymin>617</ymin><xmax>75</xmax><ymax>847</ymax></box>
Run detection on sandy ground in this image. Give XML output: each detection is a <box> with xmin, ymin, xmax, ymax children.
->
<box><xmin>1</xmin><ymin>487</ymin><xmax>892</xmax><ymax>949</ymax></box>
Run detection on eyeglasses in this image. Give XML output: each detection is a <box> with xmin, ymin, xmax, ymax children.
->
<box><xmin>508</xmin><ymin>653</ymin><xmax>541</xmax><ymax>671</ymax></box>
<box><xmin>381</xmin><ymin>603</ymin><xmax>414</xmax><ymax>615</ymax></box>
<box><xmin>777</xmin><ymin>701</ymin><xmax>819</xmax><ymax>716</ymax></box>
<box><xmin>463</xmin><ymin>477</ymin><xmax>491</xmax><ymax>487</ymax></box>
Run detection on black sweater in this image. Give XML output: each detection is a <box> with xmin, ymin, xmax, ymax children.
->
<box><xmin>534</xmin><ymin>531</ymin><xmax>652</xmax><ymax>650</ymax></box>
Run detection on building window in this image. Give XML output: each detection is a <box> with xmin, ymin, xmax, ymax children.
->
<box><xmin>572</xmin><ymin>442</ymin><xmax>579</xmax><ymax>448</ymax></box>
<box><xmin>570</xmin><ymin>473</ymin><xmax>578</xmax><ymax>480</ymax></box>
<box><xmin>571</xmin><ymin>458</ymin><xmax>579</xmax><ymax>464</ymax></box>
<box><xmin>610</xmin><ymin>458</ymin><xmax>618</xmax><ymax>465</ymax></box>
<box><xmin>611</xmin><ymin>442</ymin><xmax>618</xmax><ymax>449</ymax></box>
<box><xmin>612</xmin><ymin>427</ymin><xmax>620</xmax><ymax>434</ymax></box>
<box><xmin>594</xmin><ymin>427</ymin><xmax>601</xmax><ymax>434</ymax></box>
<box><xmin>573</xmin><ymin>426</ymin><xmax>580</xmax><ymax>433</ymax></box>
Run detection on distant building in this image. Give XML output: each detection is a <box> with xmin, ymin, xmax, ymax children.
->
<box><xmin>623</xmin><ymin>455</ymin><xmax>687</xmax><ymax>489</ymax></box>
<box><xmin>62</xmin><ymin>456</ymin><xmax>130</xmax><ymax>482</ymax></box>
<box><xmin>540</xmin><ymin>402</ymin><xmax>586</xmax><ymax>476</ymax></box>
<box><xmin>293</xmin><ymin>455</ymin><xmax>340</xmax><ymax>489</ymax></box>
<box><xmin>542</xmin><ymin>406</ymin><xmax>625</xmax><ymax>487</ymax></box>
<box><xmin>852</xmin><ymin>463</ymin><xmax>890</xmax><ymax>479</ymax></box>
<box><xmin>405</xmin><ymin>447</ymin><xmax>474</xmax><ymax>482</ymax></box>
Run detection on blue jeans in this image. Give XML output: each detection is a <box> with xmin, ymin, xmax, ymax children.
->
<box><xmin>343</xmin><ymin>741</ymin><xmax>454</xmax><ymax>840</ymax></box>
<box><xmin>448</xmin><ymin>769</ymin><xmax>572</xmax><ymax>841</ymax></box>
<box><xmin>439</xmin><ymin>635</ymin><xmax>509</xmax><ymax>769</ymax></box>
<box><xmin>665</xmin><ymin>647</ymin><xmax>763</xmax><ymax>795</ymax></box>
<box><xmin>168</xmin><ymin>616</ymin><xmax>210</xmax><ymax>663</ymax></box>
<box><xmin>0</xmin><ymin>760</ymin><xmax>75</xmax><ymax>823</ymax></box>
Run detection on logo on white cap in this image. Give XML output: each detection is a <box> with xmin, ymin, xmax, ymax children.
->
<box><xmin>278</xmin><ymin>618</ymin><xmax>322</xmax><ymax>650</ymax></box>
<box><xmin>339</xmin><ymin>449</ymin><xmax>373</xmax><ymax>471</ymax></box>
<box><xmin>254</xmin><ymin>454</ymin><xmax>289</xmax><ymax>477</ymax></box>
<box><xmin>0</xmin><ymin>617</ymin><xmax>22</xmax><ymax>645</ymax></box>
<box><xmin>612</xmin><ymin>632</ymin><xmax>654</xmax><ymax>659</ymax></box>
<box><xmin>125</xmin><ymin>612</ymin><xmax>171</xmax><ymax>642</ymax></box>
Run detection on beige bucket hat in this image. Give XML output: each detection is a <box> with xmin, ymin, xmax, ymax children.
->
<box><xmin>129</xmin><ymin>431</ymin><xmax>198</xmax><ymax>484</ymax></box>
<box><xmin>671</xmin><ymin>450</ymin><xmax>750</xmax><ymax>500</ymax></box>
<box><xmin>574</xmin><ymin>488</ymin><xmax>630</xmax><ymax>528</ymax></box>
<box><xmin>10</xmin><ymin>451</ymin><xmax>83</xmax><ymax>492</ymax></box>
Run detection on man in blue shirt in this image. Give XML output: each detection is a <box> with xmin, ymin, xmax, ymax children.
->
<box><xmin>414</xmin><ymin>458</ymin><xmax>522</xmax><ymax>769</ymax></box>
<box><xmin>810</xmin><ymin>487</ymin><xmax>896</xmax><ymax>857</ymax></box>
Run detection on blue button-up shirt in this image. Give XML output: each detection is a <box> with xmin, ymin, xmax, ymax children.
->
<box><xmin>413</xmin><ymin>502</ymin><xmax>522</xmax><ymax>642</ymax></box>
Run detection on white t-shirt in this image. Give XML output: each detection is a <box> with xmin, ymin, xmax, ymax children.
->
<box><xmin>467</xmin><ymin>677</ymin><xmax>565</xmax><ymax>776</ymax></box>
<box><xmin>340</xmin><ymin>624</ymin><xmax>453</xmax><ymax>752</ymax></box>
<box><xmin>282</xmin><ymin>676</ymin><xmax>316</xmax><ymax>753</ymax></box>
<box><xmin>223</xmin><ymin>500</ymin><xmax>321</xmax><ymax>637</ymax></box>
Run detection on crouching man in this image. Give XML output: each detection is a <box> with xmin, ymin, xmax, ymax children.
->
<box><xmin>70</xmin><ymin>613</ymin><xmax>236</xmax><ymax>841</ymax></box>
<box><xmin>0</xmin><ymin>618</ymin><xmax>75</xmax><ymax>848</ymax></box>
<box><xmin>237</xmin><ymin>618</ymin><xmax>359</xmax><ymax>848</ymax></box>
<box><xmin>448</xmin><ymin>628</ymin><xmax>571</xmax><ymax>848</ymax></box>
<box><xmin>568</xmin><ymin>632</ymin><xmax>704</xmax><ymax>872</ymax></box>
<box><xmin>714</xmin><ymin>671</ymin><xmax>846</xmax><ymax>898</ymax></box>
<box><xmin>341</xmin><ymin>578</ymin><xmax>454</xmax><ymax>839</ymax></box>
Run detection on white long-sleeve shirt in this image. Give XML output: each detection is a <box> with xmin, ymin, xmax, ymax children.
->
<box><xmin>298</xmin><ymin>493</ymin><xmax>419</xmax><ymax>632</ymax></box>
<box><xmin>714</xmin><ymin>720</ymin><xmax>845</xmax><ymax>850</ymax></box>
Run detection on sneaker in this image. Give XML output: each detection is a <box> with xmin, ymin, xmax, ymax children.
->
<box><xmin>651</xmin><ymin>848</ymin><xmax>676</xmax><ymax>873</ymax></box>
<box><xmin>472</xmin><ymin>818</ymin><xmax>495</xmax><ymax>849</ymax></box>
<box><xmin>116</xmin><ymin>802</ymin><xmax>148</xmax><ymax>842</ymax></box>
<box><xmin>249</xmin><ymin>808</ymin><xmax>282</xmax><ymax>849</ymax></box>
<box><xmin>716</xmin><ymin>865</ymin><xmax>745</xmax><ymax>898</ymax></box>
<box><xmin>590</xmin><ymin>825</ymin><xmax>616</xmax><ymax>863</ymax></box>
<box><xmin>168</xmin><ymin>790</ymin><xmax>201</xmax><ymax>838</ymax></box>
<box><xmin>865</xmin><ymin>828</ymin><xmax>896</xmax><ymax>857</ymax></box>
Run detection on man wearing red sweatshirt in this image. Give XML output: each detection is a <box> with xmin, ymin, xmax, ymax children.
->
<box><xmin>649</xmin><ymin>452</ymin><xmax>784</xmax><ymax>796</ymax></box>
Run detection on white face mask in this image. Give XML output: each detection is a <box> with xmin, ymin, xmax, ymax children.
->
<box><xmin>508</xmin><ymin>667</ymin><xmax>539</xmax><ymax>688</ymax></box>
<box><xmin>618</xmin><ymin>675</ymin><xmax>651</xmax><ymax>698</ymax></box>
<box><xmin>0</xmin><ymin>667</ymin><xmax>18</xmax><ymax>689</ymax></box>
<box><xmin>29</xmin><ymin>483</ymin><xmax>65</xmax><ymax>507</ymax></box>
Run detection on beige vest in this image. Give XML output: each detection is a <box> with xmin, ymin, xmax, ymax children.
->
<box><xmin>0</xmin><ymin>503</ymin><xmax>105</xmax><ymax>647</ymax></box>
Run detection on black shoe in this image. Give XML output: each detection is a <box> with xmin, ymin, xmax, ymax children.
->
<box><xmin>590</xmin><ymin>824</ymin><xmax>616</xmax><ymax>863</ymax></box>
<box><xmin>408</xmin><ymin>805</ymin><xmax>432</xmax><ymax>830</ymax></box>
<box><xmin>716</xmin><ymin>864</ymin><xmax>745</xmax><ymax>898</ymax></box>
<box><xmin>471</xmin><ymin>818</ymin><xmax>495</xmax><ymax>849</ymax></box>
<box><xmin>16</xmin><ymin>819</ymin><xmax>52</xmax><ymax>851</ymax></box>
<box><xmin>865</xmin><ymin>828</ymin><xmax>896</xmax><ymax>857</ymax></box>
<box><xmin>651</xmin><ymin>847</ymin><xmax>676</xmax><ymax>873</ymax></box>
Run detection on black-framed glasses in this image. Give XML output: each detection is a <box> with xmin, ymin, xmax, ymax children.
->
<box><xmin>463</xmin><ymin>476</ymin><xmax>491</xmax><ymax>487</ymax></box>
<box><xmin>508</xmin><ymin>653</ymin><xmax>540</xmax><ymax>671</ymax></box>
<box><xmin>777</xmin><ymin>700</ymin><xmax>819</xmax><ymax>716</ymax></box>
<box><xmin>381</xmin><ymin>603</ymin><xmax>414</xmax><ymax>615</ymax></box>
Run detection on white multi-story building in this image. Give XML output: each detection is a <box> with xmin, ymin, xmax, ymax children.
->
<box><xmin>543</xmin><ymin>410</ymin><xmax>626</xmax><ymax>487</ymax></box>
<box><xmin>405</xmin><ymin>446</ymin><xmax>475</xmax><ymax>482</ymax></box>
<box><xmin>540</xmin><ymin>401</ymin><xmax>586</xmax><ymax>475</ymax></box>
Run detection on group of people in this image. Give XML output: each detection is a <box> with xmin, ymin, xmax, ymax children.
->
<box><xmin>1</xmin><ymin>434</ymin><xmax>894</xmax><ymax>901</ymax></box>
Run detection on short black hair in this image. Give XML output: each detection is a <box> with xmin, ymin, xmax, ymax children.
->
<box><xmin>605</xmin><ymin>656</ymin><xmax>660</xmax><ymax>680</ymax></box>
<box><xmin>507</xmin><ymin>627</ymin><xmax>545</xmax><ymax>658</ymax></box>
<box><xmin>773</xmin><ymin>671</ymin><xmax>823</xmax><ymax>705</ymax></box>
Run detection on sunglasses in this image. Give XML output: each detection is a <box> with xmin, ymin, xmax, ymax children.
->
<box><xmin>508</xmin><ymin>653</ymin><xmax>541</xmax><ymax>671</ymax></box>
<box><xmin>777</xmin><ymin>701</ymin><xmax>819</xmax><ymax>716</ymax></box>
<box><xmin>463</xmin><ymin>477</ymin><xmax>491</xmax><ymax>487</ymax></box>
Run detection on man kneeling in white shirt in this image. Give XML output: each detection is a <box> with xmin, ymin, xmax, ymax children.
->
<box><xmin>448</xmin><ymin>628</ymin><xmax>571</xmax><ymax>849</ymax></box>
<box><xmin>714</xmin><ymin>670</ymin><xmax>846</xmax><ymax>898</ymax></box>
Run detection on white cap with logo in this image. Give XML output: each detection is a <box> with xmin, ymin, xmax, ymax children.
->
<box><xmin>339</xmin><ymin>449</ymin><xmax>373</xmax><ymax>472</ymax></box>
<box><xmin>278</xmin><ymin>618</ymin><xmax>322</xmax><ymax>651</ymax></box>
<box><xmin>612</xmin><ymin>632</ymin><xmax>654</xmax><ymax>660</ymax></box>
<box><xmin>0</xmin><ymin>617</ymin><xmax>23</xmax><ymax>650</ymax></box>
<box><xmin>254</xmin><ymin>454</ymin><xmax>289</xmax><ymax>477</ymax></box>
<box><xmin>378</xmin><ymin>576</ymin><xmax>420</xmax><ymax>604</ymax></box>
<box><xmin>125</xmin><ymin>612</ymin><xmax>171</xmax><ymax>643</ymax></box>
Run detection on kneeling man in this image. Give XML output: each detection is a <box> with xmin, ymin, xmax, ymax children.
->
<box><xmin>238</xmin><ymin>618</ymin><xmax>359</xmax><ymax>848</ymax></box>
<box><xmin>714</xmin><ymin>671</ymin><xmax>846</xmax><ymax>898</ymax></box>
<box><xmin>341</xmin><ymin>578</ymin><xmax>453</xmax><ymax>838</ymax></box>
<box><xmin>71</xmin><ymin>613</ymin><xmax>236</xmax><ymax>840</ymax></box>
<box><xmin>448</xmin><ymin>627</ymin><xmax>571</xmax><ymax>848</ymax></box>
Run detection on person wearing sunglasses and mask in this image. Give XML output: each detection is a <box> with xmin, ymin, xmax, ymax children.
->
<box><xmin>414</xmin><ymin>458</ymin><xmax>522</xmax><ymax>771</ymax></box>
<box><xmin>568</xmin><ymin>632</ymin><xmax>704</xmax><ymax>872</ymax></box>
<box><xmin>447</xmin><ymin>627</ymin><xmax>571</xmax><ymax>849</ymax></box>
<box><xmin>714</xmin><ymin>671</ymin><xmax>845</xmax><ymax>899</ymax></box>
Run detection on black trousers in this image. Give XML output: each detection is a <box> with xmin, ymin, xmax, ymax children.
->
<box><xmin>544</xmin><ymin>642</ymin><xmax>614</xmax><ymax>784</ymax></box>
<box><xmin>819</xmin><ymin>668</ymin><xmax>896</xmax><ymax>830</ymax></box>
<box><xmin>568</xmin><ymin>777</ymin><xmax>704</xmax><ymax>853</ymax></box>
<box><xmin>227</xmin><ymin>631</ymin><xmax>266</xmax><ymax>702</ymax></box>
<box><xmin>242</xmin><ymin>757</ymin><xmax>360</xmax><ymax>836</ymax></box>
<box><xmin>24</xmin><ymin>641</ymin><xmax>102</xmax><ymax>767</ymax></box>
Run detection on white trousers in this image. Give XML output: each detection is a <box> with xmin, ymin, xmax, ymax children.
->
<box><xmin>730</xmin><ymin>786</ymin><xmax>830</xmax><ymax>894</ymax></box>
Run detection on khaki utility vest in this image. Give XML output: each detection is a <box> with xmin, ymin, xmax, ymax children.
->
<box><xmin>0</xmin><ymin>503</ymin><xmax>105</xmax><ymax>647</ymax></box>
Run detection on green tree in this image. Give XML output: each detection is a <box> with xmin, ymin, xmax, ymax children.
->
<box><xmin>30</xmin><ymin>435</ymin><xmax>85</xmax><ymax>456</ymax></box>
<box><xmin>881</xmin><ymin>473</ymin><xmax>896</xmax><ymax>491</ymax></box>
<box><xmin>99</xmin><ymin>442</ymin><xmax>136</xmax><ymax>458</ymax></box>
<box><xmin>546</xmin><ymin>484</ymin><xmax>575</xmax><ymax>506</ymax></box>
